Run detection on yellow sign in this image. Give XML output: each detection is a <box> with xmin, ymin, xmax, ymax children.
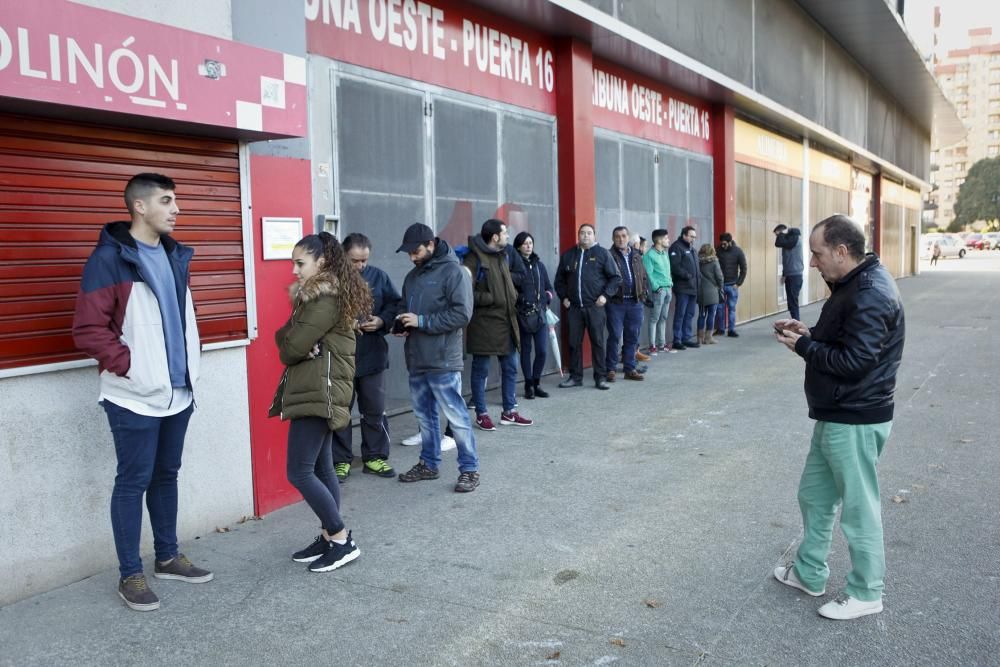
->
<box><xmin>880</xmin><ymin>179</ymin><xmax>922</xmax><ymax>209</ymax></box>
<box><xmin>734</xmin><ymin>119</ymin><xmax>803</xmax><ymax>177</ymax></box>
<box><xmin>808</xmin><ymin>148</ymin><xmax>851</xmax><ymax>191</ymax></box>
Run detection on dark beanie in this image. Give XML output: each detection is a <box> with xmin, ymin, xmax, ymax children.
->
<box><xmin>513</xmin><ymin>231</ymin><xmax>533</xmax><ymax>250</ymax></box>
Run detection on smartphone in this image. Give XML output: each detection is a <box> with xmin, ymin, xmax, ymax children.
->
<box><xmin>391</xmin><ymin>318</ymin><xmax>408</xmax><ymax>335</ymax></box>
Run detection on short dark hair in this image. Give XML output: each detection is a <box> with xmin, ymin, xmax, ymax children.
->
<box><xmin>578</xmin><ymin>223</ymin><xmax>595</xmax><ymax>233</ymax></box>
<box><xmin>125</xmin><ymin>173</ymin><xmax>175</xmax><ymax>214</ymax></box>
<box><xmin>481</xmin><ymin>218</ymin><xmax>505</xmax><ymax>243</ymax></box>
<box><xmin>681</xmin><ymin>226</ymin><xmax>696</xmax><ymax>238</ymax></box>
<box><xmin>651</xmin><ymin>229</ymin><xmax>668</xmax><ymax>243</ymax></box>
<box><xmin>814</xmin><ymin>214</ymin><xmax>866</xmax><ymax>261</ymax></box>
<box><xmin>612</xmin><ymin>225</ymin><xmax>629</xmax><ymax>238</ymax></box>
<box><xmin>719</xmin><ymin>232</ymin><xmax>733</xmax><ymax>243</ymax></box>
<box><xmin>513</xmin><ymin>231</ymin><xmax>533</xmax><ymax>250</ymax></box>
<box><xmin>342</xmin><ymin>233</ymin><xmax>371</xmax><ymax>253</ymax></box>
<box><xmin>773</xmin><ymin>224</ymin><xmax>788</xmax><ymax>234</ymax></box>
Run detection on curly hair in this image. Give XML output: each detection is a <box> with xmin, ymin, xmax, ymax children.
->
<box><xmin>295</xmin><ymin>232</ymin><xmax>373</xmax><ymax>325</ymax></box>
<box><xmin>698</xmin><ymin>243</ymin><xmax>717</xmax><ymax>260</ymax></box>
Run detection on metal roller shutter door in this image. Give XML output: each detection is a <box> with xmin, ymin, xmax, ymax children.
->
<box><xmin>0</xmin><ymin>113</ymin><xmax>246</xmax><ymax>371</ymax></box>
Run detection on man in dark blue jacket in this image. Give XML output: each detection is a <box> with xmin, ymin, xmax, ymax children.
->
<box><xmin>554</xmin><ymin>223</ymin><xmax>621</xmax><ymax>390</ymax></box>
<box><xmin>669</xmin><ymin>226</ymin><xmax>700</xmax><ymax>349</ymax></box>
<box><xmin>774</xmin><ymin>224</ymin><xmax>804</xmax><ymax>321</ymax></box>
<box><xmin>772</xmin><ymin>215</ymin><xmax>904</xmax><ymax>621</ymax></box>
<box><xmin>331</xmin><ymin>233</ymin><xmax>402</xmax><ymax>482</ymax></box>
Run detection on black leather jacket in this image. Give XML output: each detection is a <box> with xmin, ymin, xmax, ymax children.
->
<box><xmin>793</xmin><ymin>255</ymin><xmax>905</xmax><ymax>424</ymax></box>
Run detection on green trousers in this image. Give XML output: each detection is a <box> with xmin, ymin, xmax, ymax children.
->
<box><xmin>793</xmin><ymin>420</ymin><xmax>892</xmax><ymax>602</ymax></box>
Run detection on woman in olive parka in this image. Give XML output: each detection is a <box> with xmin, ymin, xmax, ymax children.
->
<box><xmin>269</xmin><ymin>232</ymin><xmax>372</xmax><ymax>573</ymax></box>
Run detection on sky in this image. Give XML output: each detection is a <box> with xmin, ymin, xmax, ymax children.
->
<box><xmin>905</xmin><ymin>0</ymin><xmax>1000</xmax><ymax>57</ymax></box>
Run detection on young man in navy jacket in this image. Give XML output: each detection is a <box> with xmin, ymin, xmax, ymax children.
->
<box><xmin>73</xmin><ymin>173</ymin><xmax>212</xmax><ymax>612</ymax></box>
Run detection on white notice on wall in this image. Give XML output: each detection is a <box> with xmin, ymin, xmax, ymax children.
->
<box><xmin>262</xmin><ymin>217</ymin><xmax>303</xmax><ymax>260</ymax></box>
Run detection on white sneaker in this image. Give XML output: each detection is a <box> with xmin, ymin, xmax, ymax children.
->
<box><xmin>773</xmin><ymin>564</ymin><xmax>825</xmax><ymax>597</ymax></box>
<box><xmin>440</xmin><ymin>435</ymin><xmax>456</xmax><ymax>451</ymax></box>
<box><xmin>818</xmin><ymin>594</ymin><xmax>883</xmax><ymax>620</ymax></box>
<box><xmin>400</xmin><ymin>432</ymin><xmax>421</xmax><ymax>446</ymax></box>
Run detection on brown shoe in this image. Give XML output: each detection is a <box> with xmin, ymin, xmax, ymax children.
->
<box><xmin>624</xmin><ymin>370</ymin><xmax>644</xmax><ymax>381</ymax></box>
<box><xmin>154</xmin><ymin>553</ymin><xmax>214</xmax><ymax>583</ymax></box>
<box><xmin>118</xmin><ymin>574</ymin><xmax>160</xmax><ymax>612</ymax></box>
<box><xmin>635</xmin><ymin>351</ymin><xmax>651</xmax><ymax>362</ymax></box>
<box><xmin>606</xmin><ymin>370</ymin><xmax>616</xmax><ymax>382</ymax></box>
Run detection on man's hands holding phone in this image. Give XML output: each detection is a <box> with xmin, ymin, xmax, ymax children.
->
<box><xmin>773</xmin><ymin>318</ymin><xmax>807</xmax><ymax>351</ymax></box>
<box><xmin>393</xmin><ymin>313</ymin><xmax>418</xmax><ymax>336</ymax></box>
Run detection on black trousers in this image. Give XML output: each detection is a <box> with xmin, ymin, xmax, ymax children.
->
<box><xmin>567</xmin><ymin>304</ymin><xmax>607</xmax><ymax>383</ymax></box>
<box><xmin>784</xmin><ymin>274</ymin><xmax>803</xmax><ymax>322</ymax></box>
<box><xmin>331</xmin><ymin>371</ymin><xmax>391</xmax><ymax>464</ymax></box>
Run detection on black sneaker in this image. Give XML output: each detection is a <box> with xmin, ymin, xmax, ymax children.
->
<box><xmin>398</xmin><ymin>461</ymin><xmax>440</xmax><ymax>482</ymax></box>
<box><xmin>153</xmin><ymin>553</ymin><xmax>214</xmax><ymax>583</ymax></box>
<box><xmin>672</xmin><ymin>341</ymin><xmax>686</xmax><ymax>350</ymax></box>
<box><xmin>455</xmin><ymin>470</ymin><xmax>480</xmax><ymax>492</ymax></box>
<box><xmin>292</xmin><ymin>535</ymin><xmax>327</xmax><ymax>563</ymax></box>
<box><xmin>683</xmin><ymin>339</ymin><xmax>700</xmax><ymax>348</ymax></box>
<box><xmin>118</xmin><ymin>574</ymin><xmax>160</xmax><ymax>612</ymax></box>
<box><xmin>727</xmin><ymin>330</ymin><xmax>740</xmax><ymax>338</ymax></box>
<box><xmin>308</xmin><ymin>532</ymin><xmax>360</xmax><ymax>573</ymax></box>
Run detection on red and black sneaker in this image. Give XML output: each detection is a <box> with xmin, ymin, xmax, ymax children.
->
<box><xmin>500</xmin><ymin>411</ymin><xmax>533</xmax><ymax>426</ymax></box>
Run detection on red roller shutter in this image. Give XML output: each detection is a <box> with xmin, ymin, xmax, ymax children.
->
<box><xmin>0</xmin><ymin>113</ymin><xmax>247</xmax><ymax>371</ymax></box>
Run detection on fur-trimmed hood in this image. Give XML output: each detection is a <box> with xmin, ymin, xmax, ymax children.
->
<box><xmin>289</xmin><ymin>274</ymin><xmax>339</xmax><ymax>304</ymax></box>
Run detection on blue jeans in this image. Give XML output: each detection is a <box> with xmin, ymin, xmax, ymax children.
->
<box><xmin>714</xmin><ymin>284</ymin><xmax>739</xmax><ymax>332</ymax></box>
<box><xmin>605</xmin><ymin>300</ymin><xmax>643</xmax><ymax>372</ymax></box>
<box><xmin>102</xmin><ymin>400</ymin><xmax>193</xmax><ymax>579</ymax></box>
<box><xmin>672</xmin><ymin>292</ymin><xmax>698</xmax><ymax>343</ymax></box>
<box><xmin>409</xmin><ymin>371</ymin><xmax>478</xmax><ymax>473</ymax></box>
<box><xmin>471</xmin><ymin>344</ymin><xmax>519</xmax><ymax>414</ymax></box>
<box><xmin>519</xmin><ymin>324</ymin><xmax>548</xmax><ymax>382</ymax></box>
<box><xmin>648</xmin><ymin>288</ymin><xmax>672</xmax><ymax>347</ymax></box>
<box><xmin>697</xmin><ymin>303</ymin><xmax>719</xmax><ymax>330</ymax></box>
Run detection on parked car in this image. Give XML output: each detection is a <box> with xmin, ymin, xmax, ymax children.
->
<box><xmin>982</xmin><ymin>232</ymin><xmax>1000</xmax><ymax>250</ymax></box>
<box><xmin>964</xmin><ymin>233</ymin><xmax>987</xmax><ymax>250</ymax></box>
<box><xmin>921</xmin><ymin>236</ymin><xmax>966</xmax><ymax>259</ymax></box>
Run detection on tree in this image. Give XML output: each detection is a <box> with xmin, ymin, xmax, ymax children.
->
<box><xmin>950</xmin><ymin>157</ymin><xmax>1000</xmax><ymax>232</ymax></box>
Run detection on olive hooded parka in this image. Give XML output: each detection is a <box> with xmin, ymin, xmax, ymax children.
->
<box><xmin>268</xmin><ymin>273</ymin><xmax>356</xmax><ymax>431</ymax></box>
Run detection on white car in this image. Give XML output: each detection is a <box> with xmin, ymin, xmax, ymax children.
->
<box><xmin>921</xmin><ymin>235</ymin><xmax>965</xmax><ymax>260</ymax></box>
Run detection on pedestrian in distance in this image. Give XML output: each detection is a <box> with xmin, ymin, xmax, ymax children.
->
<box><xmin>513</xmin><ymin>231</ymin><xmax>554</xmax><ymax>399</ymax></box>
<box><xmin>774</xmin><ymin>224</ymin><xmax>804</xmax><ymax>321</ymax></box>
<box><xmin>669</xmin><ymin>226</ymin><xmax>701</xmax><ymax>349</ymax></box>
<box><xmin>270</xmin><ymin>232</ymin><xmax>371</xmax><ymax>573</ymax></box>
<box><xmin>330</xmin><ymin>233</ymin><xmax>402</xmax><ymax>482</ymax></box>
<box><xmin>696</xmin><ymin>243</ymin><xmax>723</xmax><ymax>345</ymax></box>
<box><xmin>464</xmin><ymin>219</ymin><xmax>533</xmax><ymax>430</ymax></box>
<box><xmin>393</xmin><ymin>223</ymin><xmax>481</xmax><ymax>493</ymax></box>
<box><xmin>772</xmin><ymin>214</ymin><xmax>905</xmax><ymax>620</ymax></box>
<box><xmin>554</xmin><ymin>223</ymin><xmax>622</xmax><ymax>390</ymax></box>
<box><xmin>643</xmin><ymin>228</ymin><xmax>673</xmax><ymax>355</ymax></box>
<box><xmin>714</xmin><ymin>232</ymin><xmax>747</xmax><ymax>337</ymax></box>
<box><xmin>73</xmin><ymin>173</ymin><xmax>212</xmax><ymax>612</ymax></box>
<box><xmin>930</xmin><ymin>241</ymin><xmax>941</xmax><ymax>266</ymax></box>
<box><xmin>606</xmin><ymin>225</ymin><xmax>649</xmax><ymax>381</ymax></box>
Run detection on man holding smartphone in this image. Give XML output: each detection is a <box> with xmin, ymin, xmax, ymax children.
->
<box><xmin>772</xmin><ymin>214</ymin><xmax>905</xmax><ymax>621</ymax></box>
<box><xmin>393</xmin><ymin>223</ymin><xmax>480</xmax><ymax>493</ymax></box>
<box><xmin>330</xmin><ymin>233</ymin><xmax>402</xmax><ymax>482</ymax></box>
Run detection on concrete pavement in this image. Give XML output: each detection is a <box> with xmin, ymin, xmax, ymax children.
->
<box><xmin>2</xmin><ymin>253</ymin><xmax>999</xmax><ymax>666</ymax></box>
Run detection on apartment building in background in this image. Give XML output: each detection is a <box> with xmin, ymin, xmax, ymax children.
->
<box><xmin>931</xmin><ymin>27</ymin><xmax>1000</xmax><ymax>229</ymax></box>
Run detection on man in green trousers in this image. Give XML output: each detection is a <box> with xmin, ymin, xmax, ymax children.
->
<box><xmin>772</xmin><ymin>214</ymin><xmax>905</xmax><ymax>620</ymax></box>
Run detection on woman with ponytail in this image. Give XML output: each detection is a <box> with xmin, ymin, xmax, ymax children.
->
<box><xmin>269</xmin><ymin>231</ymin><xmax>373</xmax><ymax>572</ymax></box>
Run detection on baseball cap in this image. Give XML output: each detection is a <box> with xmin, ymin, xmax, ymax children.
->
<box><xmin>396</xmin><ymin>223</ymin><xmax>435</xmax><ymax>253</ymax></box>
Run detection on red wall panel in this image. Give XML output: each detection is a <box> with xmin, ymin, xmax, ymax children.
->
<box><xmin>245</xmin><ymin>154</ymin><xmax>312</xmax><ymax>515</ymax></box>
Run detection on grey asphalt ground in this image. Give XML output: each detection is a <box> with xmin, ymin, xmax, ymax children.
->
<box><xmin>3</xmin><ymin>253</ymin><xmax>999</xmax><ymax>666</ymax></box>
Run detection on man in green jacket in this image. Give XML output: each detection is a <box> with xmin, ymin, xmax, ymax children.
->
<box><xmin>642</xmin><ymin>229</ymin><xmax>673</xmax><ymax>354</ymax></box>
<box><xmin>464</xmin><ymin>219</ymin><xmax>533</xmax><ymax>430</ymax></box>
